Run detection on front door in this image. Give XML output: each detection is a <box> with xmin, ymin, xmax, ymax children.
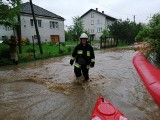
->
<box><xmin>51</xmin><ymin>35</ymin><xmax>59</xmax><ymax>43</ymax></box>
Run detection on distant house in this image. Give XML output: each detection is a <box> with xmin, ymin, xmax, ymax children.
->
<box><xmin>81</xmin><ymin>8</ymin><xmax>117</xmax><ymax>40</ymax></box>
<box><xmin>0</xmin><ymin>26</ymin><xmax>13</xmax><ymax>41</ymax></box>
<box><xmin>20</xmin><ymin>2</ymin><xmax>65</xmax><ymax>43</ymax></box>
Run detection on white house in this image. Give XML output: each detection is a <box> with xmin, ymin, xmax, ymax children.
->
<box><xmin>20</xmin><ymin>2</ymin><xmax>65</xmax><ymax>43</ymax></box>
<box><xmin>0</xmin><ymin>25</ymin><xmax>13</xmax><ymax>41</ymax></box>
<box><xmin>81</xmin><ymin>8</ymin><xmax>117</xmax><ymax>40</ymax></box>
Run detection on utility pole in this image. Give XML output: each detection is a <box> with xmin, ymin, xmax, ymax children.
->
<box><xmin>133</xmin><ymin>15</ymin><xmax>136</xmax><ymax>23</ymax></box>
<box><xmin>17</xmin><ymin>0</ymin><xmax>22</xmax><ymax>54</ymax></box>
<box><xmin>17</xmin><ymin>14</ymin><xmax>22</xmax><ymax>53</ymax></box>
<box><xmin>29</xmin><ymin>0</ymin><xmax>43</xmax><ymax>55</ymax></box>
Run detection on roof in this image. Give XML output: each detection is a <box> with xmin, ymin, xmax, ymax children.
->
<box><xmin>81</xmin><ymin>8</ymin><xmax>117</xmax><ymax>21</ymax></box>
<box><xmin>20</xmin><ymin>2</ymin><xmax>65</xmax><ymax>20</ymax></box>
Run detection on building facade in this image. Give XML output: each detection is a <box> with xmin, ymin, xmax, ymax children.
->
<box><xmin>20</xmin><ymin>2</ymin><xmax>65</xmax><ymax>43</ymax></box>
<box><xmin>0</xmin><ymin>26</ymin><xmax>13</xmax><ymax>41</ymax></box>
<box><xmin>81</xmin><ymin>8</ymin><xmax>117</xmax><ymax>40</ymax></box>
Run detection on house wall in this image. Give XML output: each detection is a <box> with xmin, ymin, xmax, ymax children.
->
<box><xmin>0</xmin><ymin>25</ymin><xmax>13</xmax><ymax>40</ymax></box>
<box><xmin>20</xmin><ymin>15</ymin><xmax>65</xmax><ymax>43</ymax></box>
<box><xmin>81</xmin><ymin>11</ymin><xmax>115</xmax><ymax>40</ymax></box>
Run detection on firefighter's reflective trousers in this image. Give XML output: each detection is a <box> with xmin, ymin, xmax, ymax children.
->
<box><xmin>74</xmin><ymin>64</ymin><xmax>89</xmax><ymax>80</ymax></box>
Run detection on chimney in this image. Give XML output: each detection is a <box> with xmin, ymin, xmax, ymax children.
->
<box><xmin>102</xmin><ymin>11</ymin><xmax>104</xmax><ymax>14</ymax></box>
<box><xmin>96</xmin><ymin>8</ymin><xmax>98</xmax><ymax>11</ymax></box>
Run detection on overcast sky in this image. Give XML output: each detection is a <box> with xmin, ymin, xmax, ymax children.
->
<box><xmin>22</xmin><ymin>0</ymin><xmax>160</xmax><ymax>26</ymax></box>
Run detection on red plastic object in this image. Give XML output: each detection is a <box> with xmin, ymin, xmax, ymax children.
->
<box><xmin>91</xmin><ymin>96</ymin><xmax>128</xmax><ymax>120</ymax></box>
<box><xmin>132</xmin><ymin>51</ymin><xmax>160</xmax><ymax>106</ymax></box>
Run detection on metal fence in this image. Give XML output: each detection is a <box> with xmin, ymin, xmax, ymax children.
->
<box><xmin>100</xmin><ymin>36</ymin><xmax>118</xmax><ymax>48</ymax></box>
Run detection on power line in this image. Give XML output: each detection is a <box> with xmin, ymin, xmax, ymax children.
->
<box><xmin>91</xmin><ymin>0</ymin><xmax>146</xmax><ymax>23</ymax></box>
<box><xmin>90</xmin><ymin>0</ymin><xmax>133</xmax><ymax>16</ymax></box>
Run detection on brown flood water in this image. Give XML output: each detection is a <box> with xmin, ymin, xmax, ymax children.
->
<box><xmin>0</xmin><ymin>48</ymin><xmax>160</xmax><ymax>120</ymax></box>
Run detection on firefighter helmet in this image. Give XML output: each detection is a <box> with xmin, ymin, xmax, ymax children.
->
<box><xmin>80</xmin><ymin>33</ymin><xmax>88</xmax><ymax>39</ymax></box>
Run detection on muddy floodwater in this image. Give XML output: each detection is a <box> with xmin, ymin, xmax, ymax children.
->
<box><xmin>0</xmin><ymin>48</ymin><xmax>160</xmax><ymax>120</ymax></box>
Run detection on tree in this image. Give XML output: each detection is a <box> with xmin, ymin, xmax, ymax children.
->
<box><xmin>135</xmin><ymin>26</ymin><xmax>149</xmax><ymax>42</ymax></box>
<box><xmin>148</xmin><ymin>13</ymin><xmax>160</xmax><ymax>40</ymax></box>
<box><xmin>102</xmin><ymin>29</ymin><xmax>109</xmax><ymax>37</ymax></box>
<box><xmin>65</xmin><ymin>26</ymin><xmax>74</xmax><ymax>41</ymax></box>
<box><xmin>0</xmin><ymin>0</ymin><xmax>21</xmax><ymax>32</ymax></box>
<box><xmin>72</xmin><ymin>16</ymin><xmax>84</xmax><ymax>41</ymax></box>
<box><xmin>147</xmin><ymin>13</ymin><xmax>160</xmax><ymax>61</ymax></box>
<box><xmin>0</xmin><ymin>0</ymin><xmax>22</xmax><ymax>53</ymax></box>
<box><xmin>109</xmin><ymin>19</ymin><xmax>143</xmax><ymax>45</ymax></box>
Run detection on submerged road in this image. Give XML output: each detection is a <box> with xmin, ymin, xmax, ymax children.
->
<box><xmin>0</xmin><ymin>48</ymin><xmax>160</xmax><ymax>120</ymax></box>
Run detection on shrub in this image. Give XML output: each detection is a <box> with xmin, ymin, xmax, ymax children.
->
<box><xmin>26</xmin><ymin>38</ymin><xmax>30</xmax><ymax>45</ymax></box>
<box><xmin>61</xmin><ymin>42</ymin><xmax>66</xmax><ymax>46</ymax></box>
<box><xmin>67</xmin><ymin>47</ymin><xmax>72</xmax><ymax>53</ymax></box>
<box><xmin>135</xmin><ymin>28</ymin><xmax>149</xmax><ymax>42</ymax></box>
<box><xmin>2</xmin><ymin>36</ymin><xmax>9</xmax><ymax>44</ymax></box>
<box><xmin>0</xmin><ymin>45</ymin><xmax>10</xmax><ymax>58</ymax></box>
<box><xmin>47</xmin><ymin>41</ymin><xmax>53</xmax><ymax>46</ymax></box>
<box><xmin>143</xmin><ymin>13</ymin><xmax>160</xmax><ymax>61</ymax></box>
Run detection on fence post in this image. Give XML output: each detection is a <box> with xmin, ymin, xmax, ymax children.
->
<box><xmin>32</xmin><ymin>36</ymin><xmax>36</xmax><ymax>59</ymax></box>
<box><xmin>100</xmin><ymin>36</ymin><xmax>102</xmax><ymax>48</ymax></box>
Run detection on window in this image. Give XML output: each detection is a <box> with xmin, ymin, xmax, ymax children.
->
<box><xmin>88</xmin><ymin>28</ymin><xmax>90</xmax><ymax>32</ymax></box>
<box><xmin>97</xmin><ymin>28</ymin><xmax>102</xmax><ymax>33</ymax></box>
<box><xmin>91</xmin><ymin>13</ymin><xmax>94</xmax><ymax>18</ymax></box>
<box><xmin>91</xmin><ymin>20</ymin><xmax>94</xmax><ymax>25</ymax></box>
<box><xmin>91</xmin><ymin>29</ymin><xmax>94</xmax><ymax>33</ymax></box>
<box><xmin>97</xmin><ymin>20</ymin><xmax>102</xmax><ymax>24</ymax></box>
<box><xmin>5</xmin><ymin>27</ymin><xmax>9</xmax><ymax>31</ymax></box>
<box><xmin>37</xmin><ymin>20</ymin><xmax>42</xmax><ymax>27</ymax></box>
<box><xmin>30</xmin><ymin>19</ymin><xmax>42</xmax><ymax>27</ymax></box>
<box><xmin>50</xmin><ymin>21</ymin><xmax>59</xmax><ymax>29</ymax></box>
<box><xmin>30</xmin><ymin>19</ymin><xmax>34</xmax><ymax>26</ymax></box>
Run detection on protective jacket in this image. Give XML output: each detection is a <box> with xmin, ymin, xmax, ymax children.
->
<box><xmin>70</xmin><ymin>43</ymin><xmax>95</xmax><ymax>68</ymax></box>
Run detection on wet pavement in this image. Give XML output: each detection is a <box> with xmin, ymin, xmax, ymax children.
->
<box><xmin>0</xmin><ymin>48</ymin><xmax>160</xmax><ymax>120</ymax></box>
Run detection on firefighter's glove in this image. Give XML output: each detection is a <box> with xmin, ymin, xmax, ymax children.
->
<box><xmin>90</xmin><ymin>62</ymin><xmax>95</xmax><ymax>67</ymax></box>
<box><xmin>70</xmin><ymin>60</ymin><xmax>74</xmax><ymax>66</ymax></box>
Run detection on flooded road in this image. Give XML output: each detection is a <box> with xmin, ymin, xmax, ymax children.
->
<box><xmin>0</xmin><ymin>48</ymin><xmax>160</xmax><ymax>120</ymax></box>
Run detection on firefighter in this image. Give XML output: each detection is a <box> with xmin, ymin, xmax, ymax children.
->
<box><xmin>70</xmin><ymin>33</ymin><xmax>95</xmax><ymax>81</ymax></box>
